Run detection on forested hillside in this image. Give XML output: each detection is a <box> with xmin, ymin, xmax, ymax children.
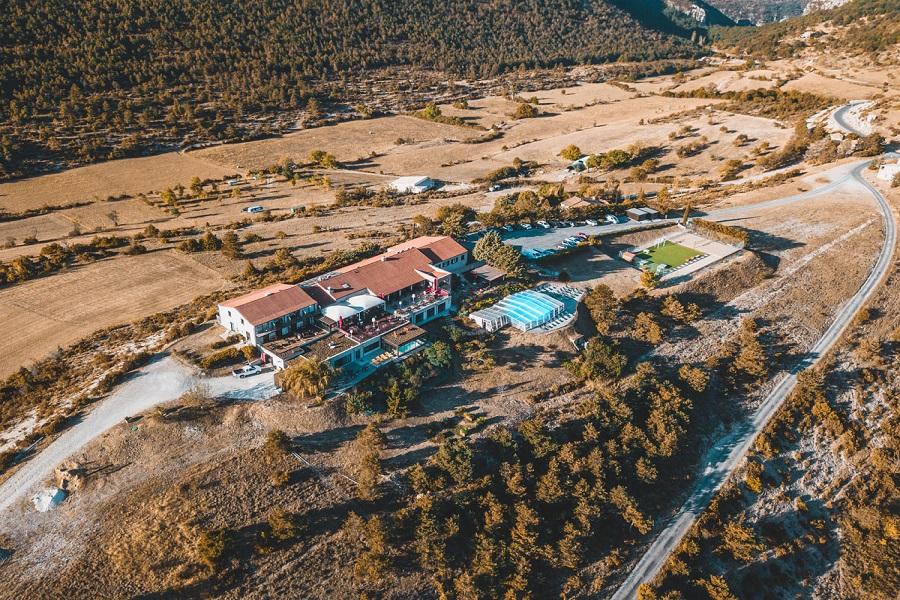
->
<box><xmin>710</xmin><ymin>0</ymin><xmax>899</xmax><ymax>57</ymax></box>
<box><xmin>0</xmin><ymin>0</ymin><xmax>703</xmax><ymax>180</ymax></box>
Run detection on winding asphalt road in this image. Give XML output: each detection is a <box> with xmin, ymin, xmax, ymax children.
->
<box><xmin>611</xmin><ymin>138</ymin><xmax>897</xmax><ymax>596</ymax></box>
<box><xmin>0</xmin><ymin>356</ymin><xmax>278</xmax><ymax>515</ymax></box>
<box><xmin>832</xmin><ymin>101</ymin><xmax>872</xmax><ymax>136</ymax></box>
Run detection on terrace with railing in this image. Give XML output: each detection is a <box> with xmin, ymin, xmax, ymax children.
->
<box><xmin>341</xmin><ymin>313</ymin><xmax>407</xmax><ymax>343</ymax></box>
<box><xmin>389</xmin><ymin>288</ymin><xmax>450</xmax><ymax>319</ymax></box>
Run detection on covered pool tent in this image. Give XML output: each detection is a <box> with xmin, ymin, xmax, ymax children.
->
<box><xmin>469</xmin><ymin>289</ymin><xmax>564</xmax><ymax>332</ymax></box>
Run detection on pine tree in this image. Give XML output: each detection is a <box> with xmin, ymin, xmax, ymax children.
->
<box><xmin>242</xmin><ymin>260</ymin><xmax>259</xmax><ymax>279</ymax></box>
<box><xmin>734</xmin><ymin>318</ymin><xmax>766</xmax><ymax>378</ymax></box>
<box><xmin>633</xmin><ymin>312</ymin><xmax>663</xmax><ymax>344</ymax></box>
<box><xmin>501</xmin><ymin>462</ymin><xmax>527</xmax><ymax>497</ymax></box>
<box><xmin>506</xmin><ymin>502</ymin><xmax>539</xmax><ymax>593</ymax></box>
<box><xmin>556</xmin><ymin>521</ymin><xmax>583</xmax><ymax>570</ymax></box>
<box><xmin>536</xmin><ymin>457</ymin><xmax>565</xmax><ymax>504</ymax></box>
<box><xmin>584</xmin><ymin>284</ymin><xmax>618</xmax><ymax>333</ymax></box>
<box><xmin>353</xmin><ymin>423</ymin><xmax>385</xmax><ymax>501</ymax></box>
<box><xmin>610</xmin><ymin>485</ymin><xmax>652</xmax><ymax>534</ymax></box>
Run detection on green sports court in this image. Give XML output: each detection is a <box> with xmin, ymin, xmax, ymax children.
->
<box><xmin>636</xmin><ymin>240</ymin><xmax>703</xmax><ymax>271</ymax></box>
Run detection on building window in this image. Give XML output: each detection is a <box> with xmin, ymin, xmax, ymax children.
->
<box><xmin>363</xmin><ymin>340</ymin><xmax>380</xmax><ymax>354</ymax></box>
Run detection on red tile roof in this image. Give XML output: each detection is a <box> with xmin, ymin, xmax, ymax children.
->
<box><xmin>316</xmin><ymin>248</ymin><xmax>436</xmax><ymax>300</ymax></box>
<box><xmin>387</xmin><ymin>236</ymin><xmax>468</xmax><ymax>263</ymax></box>
<box><xmin>220</xmin><ymin>283</ymin><xmax>317</xmax><ymax>326</ymax></box>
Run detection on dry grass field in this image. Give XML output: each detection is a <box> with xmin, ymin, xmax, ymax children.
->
<box><xmin>0</xmin><ymin>153</ymin><xmax>236</xmax><ymax>212</ymax></box>
<box><xmin>780</xmin><ymin>72</ymin><xmax>881</xmax><ymax>100</ymax></box>
<box><xmin>193</xmin><ymin>115</ymin><xmax>478</xmax><ymax>171</ymax></box>
<box><xmin>0</xmin><ymin>251</ymin><xmax>227</xmax><ymax>378</ymax></box>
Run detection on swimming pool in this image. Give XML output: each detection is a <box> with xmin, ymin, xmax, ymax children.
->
<box><xmin>469</xmin><ymin>289</ymin><xmax>564</xmax><ymax>331</ymax></box>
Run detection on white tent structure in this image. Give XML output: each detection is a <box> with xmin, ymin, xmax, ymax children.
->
<box><xmin>345</xmin><ymin>294</ymin><xmax>385</xmax><ymax>311</ymax></box>
<box><xmin>390</xmin><ymin>176</ymin><xmax>436</xmax><ymax>194</ymax></box>
<box><xmin>322</xmin><ymin>303</ymin><xmax>361</xmax><ymax>322</ymax></box>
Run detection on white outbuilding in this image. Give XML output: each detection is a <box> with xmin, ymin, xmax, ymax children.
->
<box><xmin>390</xmin><ymin>176</ymin><xmax>436</xmax><ymax>194</ymax></box>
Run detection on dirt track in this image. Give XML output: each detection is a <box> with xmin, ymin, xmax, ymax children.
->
<box><xmin>0</xmin><ymin>355</ymin><xmax>278</xmax><ymax>516</ymax></box>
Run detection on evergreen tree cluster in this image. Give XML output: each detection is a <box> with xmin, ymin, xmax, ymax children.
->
<box><xmin>0</xmin><ymin>0</ymin><xmax>705</xmax><ymax>177</ymax></box>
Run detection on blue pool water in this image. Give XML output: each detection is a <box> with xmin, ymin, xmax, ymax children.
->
<box><xmin>495</xmin><ymin>290</ymin><xmax>564</xmax><ymax>330</ymax></box>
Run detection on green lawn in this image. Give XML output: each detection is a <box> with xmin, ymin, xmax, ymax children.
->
<box><xmin>638</xmin><ymin>241</ymin><xmax>703</xmax><ymax>269</ymax></box>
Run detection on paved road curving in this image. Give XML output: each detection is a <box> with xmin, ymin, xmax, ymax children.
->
<box><xmin>611</xmin><ymin>121</ymin><xmax>897</xmax><ymax>597</ymax></box>
<box><xmin>0</xmin><ymin>355</ymin><xmax>277</xmax><ymax>515</ymax></box>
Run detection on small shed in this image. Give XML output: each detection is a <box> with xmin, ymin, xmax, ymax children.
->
<box><xmin>470</xmin><ymin>263</ymin><xmax>506</xmax><ymax>284</ymax></box>
<box><xmin>626</xmin><ymin>208</ymin><xmax>649</xmax><ymax>221</ymax></box>
<box><xmin>620</xmin><ymin>251</ymin><xmax>636</xmax><ymax>263</ymax></box>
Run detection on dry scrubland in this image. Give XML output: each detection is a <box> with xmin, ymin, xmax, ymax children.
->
<box><xmin>0</xmin><ymin>6</ymin><xmax>897</xmax><ymax>594</ymax></box>
<box><xmin>0</xmin><ymin>251</ymin><xmax>226</xmax><ymax>378</ymax></box>
<box><xmin>647</xmin><ymin>178</ymin><xmax>899</xmax><ymax>600</ymax></box>
<box><xmin>0</xmin><ymin>176</ymin><xmax>889</xmax><ymax>598</ymax></box>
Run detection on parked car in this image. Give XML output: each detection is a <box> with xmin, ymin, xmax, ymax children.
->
<box><xmin>502</xmin><ymin>224</ymin><xmax>514</xmax><ymax>232</ymax></box>
<box><xmin>232</xmin><ymin>364</ymin><xmax>261</xmax><ymax>378</ymax></box>
<box><xmin>606</xmin><ymin>214</ymin><xmax>627</xmax><ymax>224</ymax></box>
<box><xmin>521</xmin><ymin>222</ymin><xmax>532</xmax><ymax>230</ymax></box>
<box><xmin>585</xmin><ymin>219</ymin><xmax>598</xmax><ymax>226</ymax></box>
<box><xmin>576</xmin><ymin>232</ymin><xmax>589</xmax><ymax>239</ymax></box>
<box><xmin>556</xmin><ymin>244</ymin><xmax>568</xmax><ymax>250</ymax></box>
<box><xmin>537</xmin><ymin>220</ymin><xmax>551</xmax><ymax>229</ymax></box>
<box><xmin>488</xmin><ymin>184</ymin><xmax>503</xmax><ymax>192</ymax></box>
<box><xmin>244</xmin><ymin>205</ymin><xmax>264</xmax><ymax>213</ymax></box>
<box><xmin>564</xmin><ymin>236</ymin><xmax>581</xmax><ymax>243</ymax></box>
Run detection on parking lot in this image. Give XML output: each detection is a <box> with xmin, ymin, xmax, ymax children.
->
<box><xmin>464</xmin><ymin>218</ymin><xmax>673</xmax><ymax>254</ymax></box>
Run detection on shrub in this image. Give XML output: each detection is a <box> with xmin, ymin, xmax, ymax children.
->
<box><xmin>559</xmin><ymin>144</ymin><xmax>582</xmax><ymax>161</ymax></box>
<box><xmin>280</xmin><ymin>360</ymin><xmax>335</xmax><ymax>400</ymax></box>
<box><xmin>513</xmin><ymin>102</ymin><xmax>539</xmax><ymax>119</ymax></box>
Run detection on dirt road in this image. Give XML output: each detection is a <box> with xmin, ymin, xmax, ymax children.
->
<box><xmin>610</xmin><ymin>155</ymin><xmax>897</xmax><ymax>596</ymax></box>
<box><xmin>0</xmin><ymin>355</ymin><xmax>278</xmax><ymax>514</ymax></box>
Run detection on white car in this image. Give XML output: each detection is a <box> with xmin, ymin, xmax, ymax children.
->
<box><xmin>232</xmin><ymin>364</ymin><xmax>261</xmax><ymax>378</ymax></box>
<box><xmin>502</xmin><ymin>224</ymin><xmax>514</xmax><ymax>232</ymax></box>
<box><xmin>585</xmin><ymin>219</ymin><xmax>598</xmax><ymax>226</ymax></box>
<box><xmin>521</xmin><ymin>223</ymin><xmax>532</xmax><ymax>230</ymax></box>
<box><xmin>537</xmin><ymin>220</ymin><xmax>551</xmax><ymax>229</ymax></box>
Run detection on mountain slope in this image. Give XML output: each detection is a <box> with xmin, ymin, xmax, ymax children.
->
<box><xmin>0</xmin><ymin>0</ymin><xmax>706</xmax><ymax>179</ymax></box>
<box><xmin>711</xmin><ymin>0</ymin><xmax>900</xmax><ymax>57</ymax></box>
<box><xmin>706</xmin><ymin>0</ymin><xmax>808</xmax><ymax>23</ymax></box>
<box><xmin>663</xmin><ymin>0</ymin><xmax>736</xmax><ymax>26</ymax></box>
